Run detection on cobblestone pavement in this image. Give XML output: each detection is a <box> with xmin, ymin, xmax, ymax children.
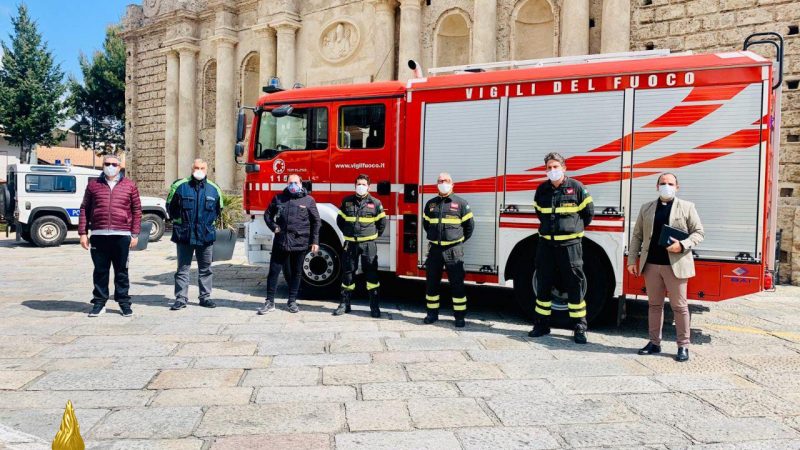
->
<box><xmin>2</xmin><ymin>236</ymin><xmax>800</xmax><ymax>449</ymax></box>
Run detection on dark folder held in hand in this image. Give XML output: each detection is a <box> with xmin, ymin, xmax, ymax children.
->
<box><xmin>658</xmin><ymin>225</ymin><xmax>689</xmax><ymax>247</ymax></box>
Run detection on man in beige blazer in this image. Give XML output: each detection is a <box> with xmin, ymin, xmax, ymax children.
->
<box><xmin>627</xmin><ymin>173</ymin><xmax>704</xmax><ymax>362</ymax></box>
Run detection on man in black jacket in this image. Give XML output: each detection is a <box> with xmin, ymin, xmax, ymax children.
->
<box><xmin>334</xmin><ymin>174</ymin><xmax>386</xmax><ymax>318</ymax></box>
<box><xmin>422</xmin><ymin>172</ymin><xmax>474</xmax><ymax>327</ymax></box>
<box><xmin>258</xmin><ymin>174</ymin><xmax>320</xmax><ymax>314</ymax></box>
<box><xmin>529</xmin><ymin>152</ymin><xmax>594</xmax><ymax>343</ymax></box>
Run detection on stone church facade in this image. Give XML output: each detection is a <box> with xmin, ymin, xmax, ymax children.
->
<box><xmin>122</xmin><ymin>0</ymin><xmax>800</xmax><ymax>284</ymax></box>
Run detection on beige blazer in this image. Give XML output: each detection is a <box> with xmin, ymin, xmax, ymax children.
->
<box><xmin>627</xmin><ymin>197</ymin><xmax>705</xmax><ymax>279</ymax></box>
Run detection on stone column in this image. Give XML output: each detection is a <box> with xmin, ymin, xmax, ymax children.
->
<box><xmin>254</xmin><ymin>24</ymin><xmax>277</xmax><ymax>86</ymax></box>
<box><xmin>270</xmin><ymin>20</ymin><xmax>301</xmax><ymax>86</ymax></box>
<box><xmin>560</xmin><ymin>0</ymin><xmax>590</xmax><ymax>56</ymax></box>
<box><xmin>472</xmin><ymin>0</ymin><xmax>497</xmax><ymax>63</ymax></box>
<box><xmin>370</xmin><ymin>0</ymin><xmax>397</xmax><ymax>81</ymax></box>
<box><xmin>398</xmin><ymin>0</ymin><xmax>423</xmax><ymax>80</ymax></box>
<box><xmin>164</xmin><ymin>50</ymin><xmax>179</xmax><ymax>186</ymax></box>
<box><xmin>601</xmin><ymin>0</ymin><xmax>631</xmax><ymax>53</ymax></box>
<box><xmin>177</xmin><ymin>44</ymin><xmax>199</xmax><ymax>173</ymax></box>
<box><xmin>212</xmin><ymin>36</ymin><xmax>237</xmax><ymax>191</ymax></box>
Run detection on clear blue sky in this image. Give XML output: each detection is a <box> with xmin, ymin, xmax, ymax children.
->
<box><xmin>0</xmin><ymin>1</ymin><xmax>133</xmax><ymax>80</ymax></box>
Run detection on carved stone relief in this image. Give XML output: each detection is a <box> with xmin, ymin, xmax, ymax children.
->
<box><xmin>319</xmin><ymin>20</ymin><xmax>360</xmax><ymax>64</ymax></box>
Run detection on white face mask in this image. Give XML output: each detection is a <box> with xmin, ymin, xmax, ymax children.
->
<box><xmin>546</xmin><ymin>168</ymin><xmax>564</xmax><ymax>182</ymax></box>
<box><xmin>437</xmin><ymin>183</ymin><xmax>452</xmax><ymax>195</ymax></box>
<box><xmin>355</xmin><ymin>185</ymin><xmax>368</xmax><ymax>196</ymax></box>
<box><xmin>103</xmin><ymin>165</ymin><xmax>119</xmax><ymax>177</ymax></box>
<box><xmin>193</xmin><ymin>170</ymin><xmax>206</xmax><ymax>181</ymax></box>
<box><xmin>658</xmin><ymin>184</ymin><xmax>677</xmax><ymax>200</ymax></box>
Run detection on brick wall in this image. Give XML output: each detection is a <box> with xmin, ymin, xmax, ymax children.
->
<box><xmin>630</xmin><ymin>0</ymin><xmax>800</xmax><ymax>284</ymax></box>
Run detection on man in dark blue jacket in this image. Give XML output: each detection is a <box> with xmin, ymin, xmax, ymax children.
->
<box><xmin>258</xmin><ymin>174</ymin><xmax>320</xmax><ymax>314</ymax></box>
<box><xmin>167</xmin><ymin>159</ymin><xmax>224</xmax><ymax>310</ymax></box>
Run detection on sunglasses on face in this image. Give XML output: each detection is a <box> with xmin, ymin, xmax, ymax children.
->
<box><xmin>104</xmin><ymin>162</ymin><xmax>119</xmax><ymax>167</ymax></box>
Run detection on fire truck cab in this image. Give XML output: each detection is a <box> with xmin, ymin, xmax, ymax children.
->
<box><xmin>238</xmin><ymin>33</ymin><xmax>783</xmax><ymax>324</ymax></box>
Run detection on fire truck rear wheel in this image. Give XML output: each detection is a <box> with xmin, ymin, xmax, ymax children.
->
<box><xmin>300</xmin><ymin>239</ymin><xmax>342</xmax><ymax>297</ymax></box>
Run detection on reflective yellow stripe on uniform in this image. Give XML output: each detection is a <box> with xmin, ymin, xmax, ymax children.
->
<box><xmin>452</xmin><ymin>296</ymin><xmax>467</xmax><ymax>311</ymax></box>
<box><xmin>341</xmin><ymin>283</ymin><xmax>356</xmax><ymax>291</ymax></box>
<box><xmin>569</xmin><ymin>300</ymin><xmax>587</xmax><ymax>318</ymax></box>
<box><xmin>539</xmin><ymin>232</ymin><xmax>585</xmax><ymax>241</ymax></box>
<box><xmin>569</xmin><ymin>310</ymin><xmax>587</xmax><ymax>318</ymax></box>
<box><xmin>554</xmin><ymin>196</ymin><xmax>593</xmax><ymax>214</ymax></box>
<box><xmin>425</xmin><ymin>217</ymin><xmax>462</xmax><ymax>225</ymax></box>
<box><xmin>533</xmin><ymin>202</ymin><xmax>554</xmax><ymax>214</ymax></box>
<box><xmin>338</xmin><ymin>210</ymin><xmax>356</xmax><ymax>222</ymax></box>
<box><xmin>344</xmin><ymin>233</ymin><xmax>379</xmax><ymax>242</ymax></box>
<box><xmin>535</xmin><ymin>299</ymin><xmax>552</xmax><ymax>316</ymax></box>
<box><xmin>461</xmin><ymin>212</ymin><xmax>473</xmax><ymax>222</ymax></box>
<box><xmin>433</xmin><ymin>237</ymin><xmax>465</xmax><ymax>246</ymax></box>
<box><xmin>366</xmin><ymin>281</ymin><xmax>380</xmax><ymax>290</ymax></box>
<box><xmin>568</xmin><ymin>301</ymin><xmax>587</xmax><ymax>310</ymax></box>
<box><xmin>535</xmin><ymin>300</ymin><xmax>552</xmax><ymax>308</ymax></box>
<box><xmin>535</xmin><ymin>307</ymin><xmax>552</xmax><ymax>316</ymax></box>
<box><xmin>426</xmin><ymin>294</ymin><xmax>440</xmax><ymax>309</ymax></box>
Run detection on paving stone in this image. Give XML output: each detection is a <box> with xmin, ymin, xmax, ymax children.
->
<box><xmin>476</xmin><ymin>336</ymin><xmax>537</xmax><ymax>350</ymax></box>
<box><xmin>283</xmin><ymin>321</ymin><xmax>379</xmax><ymax>332</ymax></box>
<box><xmin>746</xmin><ymin>372</ymin><xmax>800</xmax><ymax>391</ymax></box>
<box><xmin>41</xmin><ymin>358</ymin><xmax>114</xmax><ymax>370</ymax></box>
<box><xmin>456</xmin><ymin>427</ymin><xmax>560</xmax><ymax>450</ymax></box>
<box><xmin>467</xmin><ymin>349</ymin><xmax>555</xmax><ymax>363</ymax></box>
<box><xmin>43</xmin><ymin>341</ymin><xmax>177</xmax><ymax>358</ymax></box>
<box><xmin>654</xmin><ymin>373</ymin><xmax>758</xmax><ymax>391</ymax></box>
<box><xmin>338</xmin><ymin>331</ymin><xmax>402</xmax><ymax>340</ymax></box>
<box><xmin>209</xmin><ymin>434</ymin><xmax>331</xmax><ymax>450</ymax></box>
<box><xmin>27</xmin><ymin>369</ymin><xmax>157</xmax><ymax>391</ymax></box>
<box><xmin>400</xmin><ymin>329</ymin><xmax>461</xmax><ymax>338</ymax></box>
<box><xmin>233</xmin><ymin>332</ymin><xmax>336</xmax><ymax>342</ymax></box>
<box><xmin>405</xmin><ymin>362</ymin><xmax>505</xmax><ymax>381</ymax></box>
<box><xmin>0</xmin><ymin>358</ymin><xmax>48</xmax><ymax>371</ymax></box>
<box><xmin>151</xmin><ymin>387</ymin><xmax>254</xmax><ymax>406</ymax></box>
<box><xmin>487</xmin><ymin>395</ymin><xmax>636</xmax><ymax>426</ymax></box>
<box><xmin>621</xmin><ymin>392</ymin><xmax>727</xmax><ymax>423</ymax></box>
<box><xmin>191</xmin><ymin>356</ymin><xmax>272</xmax><ymax>369</ymax></box>
<box><xmin>323</xmin><ymin>364</ymin><xmax>406</xmax><ymax>385</ymax></box>
<box><xmin>86</xmin><ymin>438</ymin><xmax>205</xmax><ymax>450</ymax></box>
<box><xmin>0</xmin><ymin>371</ymin><xmax>42</xmax><ymax>389</ymax></box>
<box><xmin>362</xmin><ymin>381</ymin><xmax>460</xmax><ymax>400</ymax></box>
<box><xmin>109</xmin><ymin>357</ymin><xmax>193</xmax><ymax>370</ymax></box>
<box><xmin>550</xmin><ymin>375</ymin><xmax>668</xmax><ymax>395</ymax></box>
<box><xmin>677</xmin><ymin>417</ymin><xmax>800</xmax><ymax>443</ymax></box>
<box><xmin>557</xmin><ymin>421</ymin><xmax>690</xmax><ymax>447</ymax></box>
<box><xmin>371</xmin><ymin>350</ymin><xmax>467</xmax><ymax>364</ymax></box>
<box><xmin>255</xmin><ymin>386</ymin><xmax>356</xmax><ymax>403</ymax></box>
<box><xmin>694</xmin><ymin>389</ymin><xmax>800</xmax><ymax>417</ymax></box>
<box><xmin>0</xmin><ymin>343</ymin><xmax>48</xmax><ymax>358</ymax></box>
<box><xmin>0</xmin><ymin>408</ymin><xmax>109</xmax><ymax>441</ymax></box>
<box><xmin>457</xmin><ymin>379</ymin><xmax>559</xmax><ymax>398</ymax></box>
<box><xmin>329</xmin><ymin>339</ymin><xmax>385</xmax><ymax>353</ymax></box>
<box><xmin>500</xmin><ymin>358</ymin><xmax>653</xmax><ymax>379</ymax></box>
<box><xmin>334</xmin><ymin>430</ymin><xmax>461</xmax><ymax>450</ymax></box>
<box><xmin>408</xmin><ymin>398</ymin><xmax>493</xmax><ymax>428</ymax></box>
<box><xmin>196</xmin><ymin>403</ymin><xmax>344</xmax><ymax>436</ymax></box>
<box><xmin>385</xmin><ymin>337</ymin><xmax>481</xmax><ymax>351</ymax></box>
<box><xmin>90</xmin><ymin>406</ymin><xmax>203</xmax><ymax>439</ymax></box>
<box><xmin>271</xmin><ymin>353</ymin><xmax>371</xmax><ymax>367</ymax></box>
<box><xmin>256</xmin><ymin>340</ymin><xmax>328</xmax><ymax>356</ymax></box>
<box><xmin>345</xmin><ymin>400</ymin><xmax>412</xmax><ymax>431</ymax></box>
<box><xmin>241</xmin><ymin>367</ymin><xmax>320</xmax><ymax>387</ymax></box>
<box><xmin>174</xmin><ymin>342</ymin><xmax>256</xmax><ymax>357</ymax></box>
<box><xmin>636</xmin><ymin>356</ymin><xmax>752</xmax><ymax>375</ymax></box>
<box><xmin>219</xmin><ymin>323</ymin><xmax>286</xmax><ymax>334</ymax></box>
<box><xmin>0</xmin><ymin>390</ymin><xmax>152</xmax><ymax>409</ymax></box>
<box><xmin>148</xmin><ymin>323</ymin><xmax>224</xmax><ymax>335</ymax></box>
<box><xmin>148</xmin><ymin>369</ymin><xmax>243</xmax><ymax>389</ymax></box>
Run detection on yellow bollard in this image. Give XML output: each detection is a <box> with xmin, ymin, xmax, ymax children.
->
<box><xmin>52</xmin><ymin>400</ymin><xmax>84</xmax><ymax>450</ymax></box>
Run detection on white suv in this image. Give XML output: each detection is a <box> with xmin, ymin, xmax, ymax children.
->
<box><xmin>0</xmin><ymin>164</ymin><xmax>168</xmax><ymax>247</ymax></box>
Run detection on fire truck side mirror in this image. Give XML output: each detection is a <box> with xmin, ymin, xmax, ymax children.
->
<box><xmin>235</xmin><ymin>142</ymin><xmax>245</xmax><ymax>158</ymax></box>
<box><xmin>236</xmin><ymin>109</ymin><xmax>246</xmax><ymax>142</ymax></box>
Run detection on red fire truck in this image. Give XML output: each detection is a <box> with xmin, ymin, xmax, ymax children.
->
<box><xmin>234</xmin><ymin>33</ymin><xmax>784</xmax><ymax>323</ymax></box>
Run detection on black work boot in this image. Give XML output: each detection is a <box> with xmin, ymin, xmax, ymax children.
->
<box><xmin>574</xmin><ymin>327</ymin><xmax>588</xmax><ymax>344</ymax></box>
<box><xmin>528</xmin><ymin>323</ymin><xmax>551</xmax><ymax>338</ymax></box>
<box><xmin>368</xmin><ymin>289</ymin><xmax>381</xmax><ymax>318</ymax></box>
<box><xmin>423</xmin><ymin>309</ymin><xmax>439</xmax><ymax>324</ymax></box>
<box><xmin>454</xmin><ymin>311</ymin><xmax>466</xmax><ymax>328</ymax></box>
<box><xmin>333</xmin><ymin>291</ymin><xmax>351</xmax><ymax>316</ymax></box>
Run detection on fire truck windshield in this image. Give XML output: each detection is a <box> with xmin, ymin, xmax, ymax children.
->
<box><xmin>254</xmin><ymin>107</ymin><xmax>328</xmax><ymax>160</ymax></box>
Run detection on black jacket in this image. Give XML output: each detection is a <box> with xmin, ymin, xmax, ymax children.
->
<box><xmin>534</xmin><ymin>177</ymin><xmax>594</xmax><ymax>246</ymax></box>
<box><xmin>336</xmin><ymin>194</ymin><xmax>386</xmax><ymax>242</ymax></box>
<box><xmin>264</xmin><ymin>188</ymin><xmax>321</xmax><ymax>252</ymax></box>
<box><xmin>423</xmin><ymin>193</ymin><xmax>474</xmax><ymax>246</ymax></box>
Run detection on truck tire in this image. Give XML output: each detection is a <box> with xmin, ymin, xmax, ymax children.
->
<box><xmin>19</xmin><ymin>226</ymin><xmax>32</xmax><ymax>243</ymax></box>
<box><xmin>513</xmin><ymin>239</ymin><xmax>613</xmax><ymax>326</ymax></box>
<box><xmin>142</xmin><ymin>213</ymin><xmax>165</xmax><ymax>242</ymax></box>
<box><xmin>30</xmin><ymin>215</ymin><xmax>67</xmax><ymax>247</ymax></box>
<box><xmin>0</xmin><ymin>184</ymin><xmax>10</xmax><ymax>221</ymax></box>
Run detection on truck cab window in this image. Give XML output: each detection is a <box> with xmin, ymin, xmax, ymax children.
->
<box><xmin>255</xmin><ymin>107</ymin><xmax>328</xmax><ymax>160</ymax></box>
<box><xmin>338</xmin><ymin>104</ymin><xmax>385</xmax><ymax>149</ymax></box>
<box><xmin>25</xmin><ymin>175</ymin><xmax>76</xmax><ymax>193</ymax></box>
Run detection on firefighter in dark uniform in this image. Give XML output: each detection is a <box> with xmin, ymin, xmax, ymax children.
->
<box><xmin>335</xmin><ymin>174</ymin><xmax>386</xmax><ymax>318</ymax></box>
<box><xmin>423</xmin><ymin>172</ymin><xmax>475</xmax><ymax>328</ymax></box>
<box><xmin>529</xmin><ymin>152</ymin><xmax>594</xmax><ymax>343</ymax></box>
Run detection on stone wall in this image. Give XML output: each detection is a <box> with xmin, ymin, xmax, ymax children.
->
<box><xmin>630</xmin><ymin>0</ymin><xmax>800</xmax><ymax>283</ymax></box>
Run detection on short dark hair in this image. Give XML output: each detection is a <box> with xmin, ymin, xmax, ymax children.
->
<box><xmin>657</xmin><ymin>172</ymin><xmax>679</xmax><ymax>186</ymax></box>
<box><xmin>544</xmin><ymin>152</ymin><xmax>566</xmax><ymax>166</ymax></box>
<box><xmin>355</xmin><ymin>174</ymin><xmax>370</xmax><ymax>184</ymax></box>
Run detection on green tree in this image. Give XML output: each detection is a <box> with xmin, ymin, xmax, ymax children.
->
<box><xmin>0</xmin><ymin>4</ymin><xmax>67</xmax><ymax>163</ymax></box>
<box><xmin>68</xmin><ymin>24</ymin><xmax>126</xmax><ymax>156</ymax></box>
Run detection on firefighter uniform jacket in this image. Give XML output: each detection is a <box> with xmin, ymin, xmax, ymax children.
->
<box><xmin>336</xmin><ymin>194</ymin><xmax>386</xmax><ymax>242</ymax></box>
<box><xmin>423</xmin><ymin>194</ymin><xmax>475</xmax><ymax>246</ymax></box>
<box><xmin>534</xmin><ymin>177</ymin><xmax>594</xmax><ymax>246</ymax></box>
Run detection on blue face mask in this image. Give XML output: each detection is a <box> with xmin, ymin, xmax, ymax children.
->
<box><xmin>287</xmin><ymin>182</ymin><xmax>301</xmax><ymax>194</ymax></box>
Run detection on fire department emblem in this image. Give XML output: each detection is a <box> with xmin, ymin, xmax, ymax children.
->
<box><xmin>273</xmin><ymin>159</ymin><xmax>286</xmax><ymax>174</ymax></box>
<box><xmin>732</xmin><ymin>267</ymin><xmax>748</xmax><ymax>276</ymax></box>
